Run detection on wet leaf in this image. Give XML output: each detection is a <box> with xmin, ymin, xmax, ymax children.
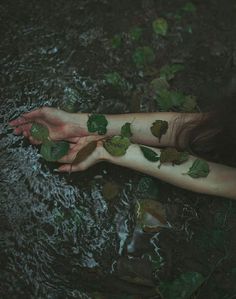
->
<box><xmin>160</xmin><ymin>64</ymin><xmax>184</xmax><ymax>81</ymax></box>
<box><xmin>30</xmin><ymin>123</ymin><xmax>49</xmax><ymax>142</ymax></box>
<box><xmin>137</xmin><ymin>177</ymin><xmax>159</xmax><ymax>199</ymax></box>
<box><xmin>72</xmin><ymin>140</ymin><xmax>97</xmax><ymax>165</ymax></box>
<box><xmin>152</xmin><ymin>18</ymin><xmax>168</xmax><ymax>36</ymax></box>
<box><xmin>182</xmin><ymin>2</ymin><xmax>196</xmax><ymax>13</ymax></box>
<box><xmin>158</xmin><ymin>272</ymin><xmax>205</xmax><ymax>299</ymax></box>
<box><xmin>40</xmin><ymin>140</ymin><xmax>69</xmax><ymax>162</ymax></box>
<box><xmin>160</xmin><ymin>148</ymin><xmax>189</xmax><ymax>165</ymax></box>
<box><xmin>102</xmin><ymin>181</ymin><xmax>120</xmax><ymax>200</ymax></box>
<box><xmin>150</xmin><ymin>77</ymin><xmax>170</xmax><ymax>94</ymax></box>
<box><xmin>186</xmin><ymin>159</ymin><xmax>210</xmax><ymax>178</ymax></box>
<box><xmin>104</xmin><ymin>136</ymin><xmax>131</xmax><ymax>156</ymax></box>
<box><xmin>111</xmin><ymin>34</ymin><xmax>122</xmax><ymax>48</ymax></box>
<box><xmin>87</xmin><ymin>114</ymin><xmax>108</xmax><ymax>135</ymax></box>
<box><xmin>136</xmin><ymin>199</ymin><xmax>168</xmax><ymax>233</ymax></box>
<box><xmin>104</xmin><ymin>72</ymin><xmax>131</xmax><ymax>91</ymax></box>
<box><xmin>140</xmin><ymin>146</ymin><xmax>159</xmax><ymax>162</ymax></box>
<box><xmin>150</xmin><ymin>120</ymin><xmax>169</xmax><ymax>142</ymax></box>
<box><xmin>132</xmin><ymin>46</ymin><xmax>155</xmax><ymax>68</ymax></box>
<box><xmin>155</xmin><ymin>89</ymin><xmax>186</xmax><ymax>111</ymax></box>
<box><xmin>121</xmin><ymin>122</ymin><xmax>132</xmax><ymax>138</ymax></box>
<box><xmin>129</xmin><ymin>26</ymin><xmax>143</xmax><ymax>41</ymax></box>
<box><xmin>180</xmin><ymin>95</ymin><xmax>197</xmax><ymax>112</ymax></box>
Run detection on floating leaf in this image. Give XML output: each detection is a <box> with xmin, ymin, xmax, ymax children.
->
<box><xmin>155</xmin><ymin>89</ymin><xmax>186</xmax><ymax>111</ymax></box>
<box><xmin>152</xmin><ymin>18</ymin><xmax>168</xmax><ymax>36</ymax></box>
<box><xmin>180</xmin><ymin>95</ymin><xmax>197</xmax><ymax>112</ymax></box>
<box><xmin>111</xmin><ymin>34</ymin><xmax>122</xmax><ymax>49</ymax></box>
<box><xmin>160</xmin><ymin>64</ymin><xmax>184</xmax><ymax>81</ymax></box>
<box><xmin>137</xmin><ymin>177</ymin><xmax>159</xmax><ymax>199</ymax></box>
<box><xmin>87</xmin><ymin>114</ymin><xmax>108</xmax><ymax>135</ymax></box>
<box><xmin>129</xmin><ymin>26</ymin><xmax>143</xmax><ymax>41</ymax></box>
<box><xmin>104</xmin><ymin>136</ymin><xmax>130</xmax><ymax>156</ymax></box>
<box><xmin>72</xmin><ymin>140</ymin><xmax>97</xmax><ymax>166</ymax></box>
<box><xmin>132</xmin><ymin>46</ymin><xmax>155</xmax><ymax>68</ymax></box>
<box><xmin>186</xmin><ymin>159</ymin><xmax>210</xmax><ymax>178</ymax></box>
<box><xmin>30</xmin><ymin>123</ymin><xmax>49</xmax><ymax>142</ymax></box>
<box><xmin>140</xmin><ymin>146</ymin><xmax>159</xmax><ymax>162</ymax></box>
<box><xmin>121</xmin><ymin>122</ymin><xmax>132</xmax><ymax>138</ymax></box>
<box><xmin>136</xmin><ymin>199</ymin><xmax>169</xmax><ymax>233</ymax></box>
<box><xmin>150</xmin><ymin>78</ymin><xmax>170</xmax><ymax>94</ymax></box>
<box><xmin>102</xmin><ymin>181</ymin><xmax>120</xmax><ymax>200</ymax></box>
<box><xmin>158</xmin><ymin>272</ymin><xmax>205</xmax><ymax>299</ymax></box>
<box><xmin>182</xmin><ymin>2</ymin><xmax>196</xmax><ymax>13</ymax></box>
<box><xmin>160</xmin><ymin>147</ymin><xmax>189</xmax><ymax>165</ymax></box>
<box><xmin>104</xmin><ymin>72</ymin><xmax>131</xmax><ymax>91</ymax></box>
<box><xmin>40</xmin><ymin>140</ymin><xmax>69</xmax><ymax>162</ymax></box>
<box><xmin>150</xmin><ymin>120</ymin><xmax>168</xmax><ymax>142</ymax></box>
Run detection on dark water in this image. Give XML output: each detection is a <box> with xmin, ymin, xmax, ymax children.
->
<box><xmin>1</xmin><ymin>0</ymin><xmax>236</xmax><ymax>298</ymax></box>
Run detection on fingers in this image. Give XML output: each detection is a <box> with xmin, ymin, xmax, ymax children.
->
<box><xmin>9</xmin><ymin>107</ymin><xmax>46</xmax><ymax>127</ymax></box>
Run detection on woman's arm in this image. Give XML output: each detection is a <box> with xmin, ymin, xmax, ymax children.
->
<box><xmin>59</xmin><ymin>141</ymin><xmax>236</xmax><ymax>201</ymax></box>
<box><xmin>9</xmin><ymin>107</ymin><xmax>200</xmax><ymax>147</ymax></box>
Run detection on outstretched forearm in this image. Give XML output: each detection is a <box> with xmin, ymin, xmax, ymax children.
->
<box><xmin>101</xmin><ymin>144</ymin><xmax>236</xmax><ymax>200</ymax></box>
<box><xmin>74</xmin><ymin>112</ymin><xmax>199</xmax><ymax>147</ymax></box>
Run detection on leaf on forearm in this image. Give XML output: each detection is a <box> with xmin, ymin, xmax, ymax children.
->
<box><xmin>121</xmin><ymin>122</ymin><xmax>133</xmax><ymax>138</ymax></box>
<box><xmin>160</xmin><ymin>147</ymin><xmax>189</xmax><ymax>165</ymax></box>
<box><xmin>30</xmin><ymin>123</ymin><xmax>49</xmax><ymax>142</ymax></box>
<box><xmin>40</xmin><ymin>141</ymin><xmax>69</xmax><ymax>162</ymax></box>
<box><xmin>140</xmin><ymin>146</ymin><xmax>159</xmax><ymax>162</ymax></box>
<box><xmin>186</xmin><ymin>159</ymin><xmax>210</xmax><ymax>178</ymax></box>
<box><xmin>150</xmin><ymin>120</ymin><xmax>168</xmax><ymax>142</ymax></box>
<box><xmin>87</xmin><ymin>114</ymin><xmax>108</xmax><ymax>135</ymax></box>
<box><xmin>104</xmin><ymin>136</ymin><xmax>130</xmax><ymax>156</ymax></box>
<box><xmin>72</xmin><ymin>140</ymin><xmax>97</xmax><ymax>166</ymax></box>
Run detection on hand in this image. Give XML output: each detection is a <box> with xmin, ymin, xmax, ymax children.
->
<box><xmin>56</xmin><ymin>136</ymin><xmax>106</xmax><ymax>172</ymax></box>
<box><xmin>9</xmin><ymin>106</ymin><xmax>87</xmax><ymax>144</ymax></box>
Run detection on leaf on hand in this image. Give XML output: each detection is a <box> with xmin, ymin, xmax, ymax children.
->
<box><xmin>104</xmin><ymin>136</ymin><xmax>130</xmax><ymax>156</ymax></box>
<box><xmin>132</xmin><ymin>46</ymin><xmax>156</xmax><ymax>68</ymax></box>
<box><xmin>150</xmin><ymin>120</ymin><xmax>169</xmax><ymax>142</ymax></box>
<box><xmin>160</xmin><ymin>64</ymin><xmax>184</xmax><ymax>81</ymax></box>
<box><xmin>158</xmin><ymin>272</ymin><xmax>205</xmax><ymax>299</ymax></box>
<box><xmin>72</xmin><ymin>140</ymin><xmax>97</xmax><ymax>166</ymax></box>
<box><xmin>40</xmin><ymin>140</ymin><xmax>69</xmax><ymax>162</ymax></box>
<box><xmin>140</xmin><ymin>146</ymin><xmax>159</xmax><ymax>162</ymax></box>
<box><xmin>186</xmin><ymin>159</ymin><xmax>210</xmax><ymax>178</ymax></box>
<box><xmin>121</xmin><ymin>122</ymin><xmax>133</xmax><ymax>138</ymax></box>
<box><xmin>152</xmin><ymin>18</ymin><xmax>168</xmax><ymax>36</ymax></box>
<box><xmin>87</xmin><ymin>114</ymin><xmax>108</xmax><ymax>135</ymax></box>
<box><xmin>30</xmin><ymin>123</ymin><xmax>49</xmax><ymax>142</ymax></box>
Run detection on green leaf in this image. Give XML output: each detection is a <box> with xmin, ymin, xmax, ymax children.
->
<box><xmin>160</xmin><ymin>64</ymin><xmax>184</xmax><ymax>81</ymax></box>
<box><xmin>104</xmin><ymin>72</ymin><xmax>131</xmax><ymax>91</ymax></box>
<box><xmin>40</xmin><ymin>140</ymin><xmax>69</xmax><ymax>162</ymax></box>
<box><xmin>111</xmin><ymin>34</ymin><xmax>122</xmax><ymax>49</ymax></box>
<box><xmin>121</xmin><ymin>122</ymin><xmax>132</xmax><ymax>138</ymax></box>
<box><xmin>186</xmin><ymin>159</ymin><xmax>210</xmax><ymax>178</ymax></box>
<box><xmin>137</xmin><ymin>176</ymin><xmax>159</xmax><ymax>198</ymax></box>
<box><xmin>182</xmin><ymin>2</ymin><xmax>196</xmax><ymax>13</ymax></box>
<box><xmin>160</xmin><ymin>147</ymin><xmax>189</xmax><ymax>165</ymax></box>
<box><xmin>129</xmin><ymin>26</ymin><xmax>143</xmax><ymax>41</ymax></box>
<box><xmin>155</xmin><ymin>89</ymin><xmax>186</xmax><ymax>111</ymax></box>
<box><xmin>150</xmin><ymin>77</ymin><xmax>170</xmax><ymax>93</ymax></box>
<box><xmin>140</xmin><ymin>146</ymin><xmax>159</xmax><ymax>162</ymax></box>
<box><xmin>104</xmin><ymin>136</ymin><xmax>130</xmax><ymax>156</ymax></box>
<box><xmin>30</xmin><ymin>123</ymin><xmax>49</xmax><ymax>142</ymax></box>
<box><xmin>152</xmin><ymin>18</ymin><xmax>168</xmax><ymax>36</ymax></box>
<box><xmin>150</xmin><ymin>120</ymin><xmax>168</xmax><ymax>142</ymax></box>
<box><xmin>132</xmin><ymin>46</ymin><xmax>155</xmax><ymax>68</ymax></box>
<box><xmin>159</xmin><ymin>272</ymin><xmax>205</xmax><ymax>299</ymax></box>
<box><xmin>180</xmin><ymin>95</ymin><xmax>197</xmax><ymax>112</ymax></box>
<box><xmin>87</xmin><ymin>114</ymin><xmax>108</xmax><ymax>135</ymax></box>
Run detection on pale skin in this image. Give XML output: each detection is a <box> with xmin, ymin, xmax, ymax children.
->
<box><xmin>9</xmin><ymin>107</ymin><xmax>236</xmax><ymax>200</ymax></box>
